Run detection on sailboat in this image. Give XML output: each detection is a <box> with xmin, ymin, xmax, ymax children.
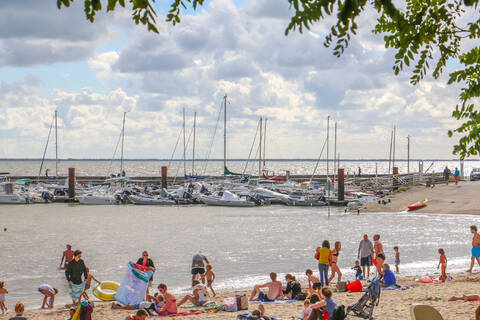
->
<box><xmin>260</xmin><ymin>118</ymin><xmax>287</xmax><ymax>182</ymax></box>
<box><xmin>222</xmin><ymin>95</ymin><xmax>243</xmax><ymax>177</ymax></box>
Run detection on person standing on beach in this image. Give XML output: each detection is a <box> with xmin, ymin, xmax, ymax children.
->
<box><xmin>358</xmin><ymin>234</ymin><xmax>374</xmax><ymax>279</ymax></box>
<box><xmin>60</xmin><ymin>244</ymin><xmax>74</xmax><ymax>269</ymax></box>
<box><xmin>467</xmin><ymin>225</ymin><xmax>480</xmax><ymax>273</ymax></box>
<box><xmin>316</xmin><ymin>240</ymin><xmax>331</xmax><ymax>287</ymax></box>
<box><xmin>136</xmin><ymin>251</ymin><xmax>155</xmax><ymax>295</ymax></box>
<box><xmin>373</xmin><ymin>234</ymin><xmax>385</xmax><ymax>274</ymax></box>
<box><xmin>394</xmin><ymin>246</ymin><xmax>400</xmax><ymax>273</ymax></box>
<box><xmin>328</xmin><ymin>241</ymin><xmax>342</xmax><ymax>284</ymax></box>
<box><xmin>0</xmin><ymin>281</ymin><xmax>7</xmax><ymax>314</ymax></box>
<box><xmin>454</xmin><ymin>167</ymin><xmax>460</xmax><ymax>184</ymax></box>
<box><xmin>443</xmin><ymin>166</ymin><xmax>451</xmax><ymax>184</ymax></box>
<box><xmin>66</xmin><ymin>250</ymin><xmax>87</xmax><ymax>305</ymax></box>
<box><xmin>191</xmin><ymin>253</ymin><xmax>209</xmax><ymax>284</ymax></box>
<box><xmin>38</xmin><ymin>284</ymin><xmax>58</xmax><ymax>309</ymax></box>
<box><xmin>438</xmin><ymin>248</ymin><xmax>447</xmax><ymax>282</ymax></box>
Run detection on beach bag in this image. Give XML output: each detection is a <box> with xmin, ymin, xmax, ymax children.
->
<box><xmin>345</xmin><ymin>280</ymin><xmax>363</xmax><ymax>293</ymax></box>
<box><xmin>236</xmin><ymin>295</ymin><xmax>248</xmax><ymax>310</ymax></box>
<box><xmin>331</xmin><ymin>305</ymin><xmax>346</xmax><ymax>320</ymax></box>
<box><xmin>224</xmin><ymin>297</ymin><xmax>238</xmax><ymax>312</ymax></box>
<box><xmin>336</xmin><ymin>281</ymin><xmax>347</xmax><ymax>292</ymax></box>
<box><xmin>79</xmin><ymin>301</ymin><xmax>93</xmax><ymax>320</ymax></box>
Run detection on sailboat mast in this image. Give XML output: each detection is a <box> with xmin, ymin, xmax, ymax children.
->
<box><xmin>393</xmin><ymin>125</ymin><xmax>396</xmax><ymax>170</ymax></box>
<box><xmin>183</xmin><ymin>108</ymin><xmax>186</xmax><ymax>178</ymax></box>
<box><xmin>120</xmin><ymin>111</ymin><xmax>126</xmax><ymax>174</ymax></box>
<box><xmin>192</xmin><ymin>111</ymin><xmax>196</xmax><ymax>176</ymax></box>
<box><xmin>334</xmin><ymin>121</ymin><xmax>337</xmax><ymax>181</ymax></box>
<box><xmin>388</xmin><ymin>129</ymin><xmax>393</xmax><ymax>174</ymax></box>
<box><xmin>326</xmin><ymin>115</ymin><xmax>330</xmax><ymax>179</ymax></box>
<box><xmin>259</xmin><ymin>117</ymin><xmax>263</xmax><ymax>178</ymax></box>
<box><xmin>263</xmin><ymin>118</ymin><xmax>267</xmax><ymax>168</ymax></box>
<box><xmin>223</xmin><ymin>95</ymin><xmax>227</xmax><ymax>175</ymax></box>
<box><xmin>55</xmin><ymin>110</ymin><xmax>58</xmax><ymax>177</ymax></box>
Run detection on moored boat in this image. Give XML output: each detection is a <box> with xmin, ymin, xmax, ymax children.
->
<box><xmin>408</xmin><ymin>198</ymin><xmax>428</xmax><ymax>211</ymax></box>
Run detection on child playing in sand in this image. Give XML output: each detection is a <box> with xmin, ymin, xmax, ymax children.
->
<box><xmin>82</xmin><ymin>267</ymin><xmax>101</xmax><ymax>300</ymax></box>
<box><xmin>438</xmin><ymin>248</ymin><xmax>447</xmax><ymax>282</ymax></box>
<box><xmin>0</xmin><ymin>281</ymin><xmax>8</xmax><ymax>314</ymax></box>
<box><xmin>394</xmin><ymin>246</ymin><xmax>400</xmax><ymax>273</ymax></box>
<box><xmin>305</xmin><ymin>269</ymin><xmax>322</xmax><ymax>295</ymax></box>
<box><xmin>203</xmin><ymin>264</ymin><xmax>216</xmax><ymax>297</ymax></box>
<box><xmin>38</xmin><ymin>284</ymin><xmax>58</xmax><ymax>309</ymax></box>
<box><xmin>352</xmin><ymin>260</ymin><xmax>363</xmax><ymax>280</ymax></box>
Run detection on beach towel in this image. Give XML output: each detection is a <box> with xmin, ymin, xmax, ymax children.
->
<box><xmin>153</xmin><ymin>311</ymin><xmax>203</xmax><ymax>317</ymax></box>
<box><xmin>248</xmin><ymin>299</ymin><xmax>301</xmax><ymax>304</ymax></box>
<box><xmin>381</xmin><ymin>285</ymin><xmax>414</xmax><ymax>290</ymax></box>
<box><xmin>114</xmin><ymin>262</ymin><xmax>154</xmax><ymax>306</ymax></box>
<box><xmin>69</xmin><ymin>282</ymin><xmax>85</xmax><ymax>302</ymax></box>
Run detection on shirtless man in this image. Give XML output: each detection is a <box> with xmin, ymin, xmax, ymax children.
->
<box><xmin>60</xmin><ymin>244</ymin><xmax>74</xmax><ymax>269</ymax></box>
<box><xmin>373</xmin><ymin>234</ymin><xmax>385</xmax><ymax>274</ymax></box>
<box><xmin>249</xmin><ymin>272</ymin><xmax>283</xmax><ymax>302</ymax></box>
<box><xmin>467</xmin><ymin>225</ymin><xmax>480</xmax><ymax>273</ymax></box>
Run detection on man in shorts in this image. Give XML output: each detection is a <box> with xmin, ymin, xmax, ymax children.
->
<box><xmin>191</xmin><ymin>253</ymin><xmax>209</xmax><ymax>283</ymax></box>
<box><xmin>358</xmin><ymin>234</ymin><xmax>374</xmax><ymax>279</ymax></box>
<box><xmin>249</xmin><ymin>272</ymin><xmax>283</xmax><ymax>302</ymax></box>
<box><xmin>467</xmin><ymin>225</ymin><xmax>480</xmax><ymax>272</ymax></box>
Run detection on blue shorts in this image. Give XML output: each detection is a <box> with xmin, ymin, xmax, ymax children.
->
<box><xmin>258</xmin><ymin>291</ymin><xmax>273</xmax><ymax>302</ymax></box>
<box><xmin>395</xmin><ymin>259</ymin><xmax>400</xmax><ymax>265</ymax></box>
<box><xmin>361</xmin><ymin>256</ymin><xmax>372</xmax><ymax>266</ymax></box>
<box><xmin>472</xmin><ymin>246</ymin><xmax>480</xmax><ymax>258</ymax></box>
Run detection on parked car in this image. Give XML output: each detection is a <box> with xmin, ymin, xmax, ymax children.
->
<box><xmin>470</xmin><ymin>168</ymin><xmax>480</xmax><ymax>181</ymax></box>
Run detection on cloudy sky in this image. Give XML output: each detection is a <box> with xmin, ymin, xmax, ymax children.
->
<box><xmin>0</xmin><ymin>0</ymin><xmax>465</xmax><ymax>160</ymax></box>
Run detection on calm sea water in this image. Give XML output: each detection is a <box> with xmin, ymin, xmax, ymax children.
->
<box><xmin>0</xmin><ymin>204</ymin><xmax>478</xmax><ymax>310</ymax></box>
<box><xmin>0</xmin><ymin>159</ymin><xmax>478</xmax><ymax>177</ymax></box>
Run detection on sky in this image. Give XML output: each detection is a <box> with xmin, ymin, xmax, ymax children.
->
<box><xmin>0</xmin><ymin>0</ymin><xmax>469</xmax><ymax>160</ymax></box>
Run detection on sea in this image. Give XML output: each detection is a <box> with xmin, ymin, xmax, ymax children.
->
<box><xmin>1</xmin><ymin>159</ymin><xmax>480</xmax><ymax>310</ymax></box>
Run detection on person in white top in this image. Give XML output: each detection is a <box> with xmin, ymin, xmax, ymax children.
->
<box><xmin>38</xmin><ymin>284</ymin><xmax>58</xmax><ymax>309</ymax></box>
<box><xmin>176</xmin><ymin>280</ymin><xmax>209</xmax><ymax>307</ymax></box>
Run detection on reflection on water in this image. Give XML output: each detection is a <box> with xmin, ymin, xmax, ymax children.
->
<box><xmin>0</xmin><ymin>204</ymin><xmax>478</xmax><ymax>310</ymax></box>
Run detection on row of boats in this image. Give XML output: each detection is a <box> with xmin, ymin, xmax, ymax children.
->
<box><xmin>0</xmin><ymin>176</ymin><xmax>380</xmax><ymax>208</ymax></box>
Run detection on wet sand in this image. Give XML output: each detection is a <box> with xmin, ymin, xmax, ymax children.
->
<box><xmin>362</xmin><ymin>180</ymin><xmax>480</xmax><ymax>214</ymax></box>
<box><xmin>5</xmin><ymin>272</ymin><xmax>480</xmax><ymax>320</ymax></box>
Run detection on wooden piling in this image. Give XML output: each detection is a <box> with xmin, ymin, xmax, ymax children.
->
<box><xmin>338</xmin><ymin>168</ymin><xmax>344</xmax><ymax>201</ymax></box>
<box><xmin>161</xmin><ymin>166</ymin><xmax>168</xmax><ymax>189</ymax></box>
<box><xmin>68</xmin><ymin>168</ymin><xmax>75</xmax><ymax>198</ymax></box>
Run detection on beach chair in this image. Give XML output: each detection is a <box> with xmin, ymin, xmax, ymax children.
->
<box><xmin>410</xmin><ymin>304</ymin><xmax>444</xmax><ymax>320</ymax></box>
<box><xmin>345</xmin><ymin>275</ymin><xmax>382</xmax><ymax>320</ymax></box>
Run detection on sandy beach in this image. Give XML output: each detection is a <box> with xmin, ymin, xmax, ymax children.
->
<box><xmin>362</xmin><ymin>180</ymin><xmax>480</xmax><ymax>214</ymax></box>
<box><xmin>2</xmin><ymin>272</ymin><xmax>479</xmax><ymax>320</ymax></box>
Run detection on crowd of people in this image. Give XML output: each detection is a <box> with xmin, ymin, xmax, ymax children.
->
<box><xmin>2</xmin><ymin>225</ymin><xmax>480</xmax><ymax>319</ymax></box>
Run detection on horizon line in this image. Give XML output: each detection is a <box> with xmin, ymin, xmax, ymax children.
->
<box><xmin>0</xmin><ymin>158</ymin><xmax>474</xmax><ymax>162</ymax></box>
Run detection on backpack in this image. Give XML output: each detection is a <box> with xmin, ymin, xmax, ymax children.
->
<box><xmin>79</xmin><ymin>301</ymin><xmax>94</xmax><ymax>320</ymax></box>
<box><xmin>330</xmin><ymin>305</ymin><xmax>346</xmax><ymax>320</ymax></box>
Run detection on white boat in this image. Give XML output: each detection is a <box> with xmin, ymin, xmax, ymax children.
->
<box><xmin>129</xmin><ymin>194</ymin><xmax>176</xmax><ymax>205</ymax></box>
<box><xmin>280</xmin><ymin>196</ymin><xmax>327</xmax><ymax>207</ymax></box>
<box><xmin>78</xmin><ymin>194</ymin><xmax>118</xmax><ymax>205</ymax></box>
<box><xmin>0</xmin><ymin>181</ymin><xmax>28</xmax><ymax>204</ymax></box>
<box><xmin>199</xmin><ymin>191</ymin><xmax>255</xmax><ymax>207</ymax></box>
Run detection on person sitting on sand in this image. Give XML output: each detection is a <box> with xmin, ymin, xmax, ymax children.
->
<box><xmin>125</xmin><ymin>309</ymin><xmax>148</xmax><ymax>320</ymax></box>
<box><xmin>249</xmin><ymin>272</ymin><xmax>283</xmax><ymax>302</ymax></box>
<box><xmin>373</xmin><ymin>234</ymin><xmax>385</xmax><ymax>274</ymax></box>
<box><xmin>305</xmin><ymin>269</ymin><xmax>321</xmax><ymax>295</ymax></box>
<box><xmin>382</xmin><ymin>264</ymin><xmax>397</xmax><ymax>286</ymax></box>
<box><xmin>112</xmin><ymin>300</ymin><xmax>156</xmax><ymax>313</ymax></box>
<box><xmin>468</xmin><ymin>225</ymin><xmax>480</xmax><ymax>273</ymax></box>
<box><xmin>38</xmin><ymin>284</ymin><xmax>58</xmax><ymax>309</ymax></box>
<box><xmin>8</xmin><ymin>301</ymin><xmax>27</xmax><ymax>320</ymax></box>
<box><xmin>156</xmin><ymin>283</ymin><xmax>178</xmax><ymax>315</ymax></box>
<box><xmin>307</xmin><ymin>288</ymin><xmax>337</xmax><ymax>319</ymax></box>
<box><xmin>177</xmin><ymin>280</ymin><xmax>209</xmax><ymax>307</ymax></box>
<box><xmin>303</xmin><ymin>293</ymin><xmax>320</xmax><ymax>320</ymax></box>
<box><xmin>282</xmin><ymin>274</ymin><xmax>303</xmax><ymax>300</ymax></box>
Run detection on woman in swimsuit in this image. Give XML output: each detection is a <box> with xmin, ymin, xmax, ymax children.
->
<box><xmin>373</xmin><ymin>234</ymin><xmax>385</xmax><ymax>274</ymax></box>
<box><xmin>0</xmin><ymin>281</ymin><xmax>7</xmax><ymax>314</ymax></box>
<box><xmin>328</xmin><ymin>241</ymin><xmax>342</xmax><ymax>283</ymax></box>
<box><xmin>156</xmin><ymin>283</ymin><xmax>178</xmax><ymax>315</ymax></box>
<box><xmin>438</xmin><ymin>248</ymin><xmax>447</xmax><ymax>282</ymax></box>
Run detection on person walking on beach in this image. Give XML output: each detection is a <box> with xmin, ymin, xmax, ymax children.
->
<box><xmin>443</xmin><ymin>166</ymin><xmax>451</xmax><ymax>184</ymax></box>
<box><xmin>8</xmin><ymin>302</ymin><xmax>27</xmax><ymax>320</ymax></box>
<box><xmin>328</xmin><ymin>241</ymin><xmax>342</xmax><ymax>284</ymax></box>
<box><xmin>191</xmin><ymin>253</ymin><xmax>209</xmax><ymax>283</ymax></box>
<box><xmin>0</xmin><ymin>281</ymin><xmax>7</xmax><ymax>314</ymax></box>
<box><xmin>38</xmin><ymin>284</ymin><xmax>58</xmax><ymax>309</ymax></box>
<box><xmin>438</xmin><ymin>248</ymin><xmax>447</xmax><ymax>282</ymax></box>
<box><xmin>358</xmin><ymin>234</ymin><xmax>374</xmax><ymax>279</ymax></box>
<box><xmin>82</xmin><ymin>267</ymin><xmax>100</xmax><ymax>300</ymax></box>
<box><xmin>60</xmin><ymin>244</ymin><xmax>74</xmax><ymax>269</ymax></box>
<box><xmin>454</xmin><ymin>167</ymin><xmax>460</xmax><ymax>184</ymax></box>
<box><xmin>249</xmin><ymin>272</ymin><xmax>283</xmax><ymax>302</ymax></box>
<box><xmin>66</xmin><ymin>250</ymin><xmax>87</xmax><ymax>305</ymax></box>
<box><xmin>467</xmin><ymin>225</ymin><xmax>480</xmax><ymax>273</ymax></box>
<box><xmin>394</xmin><ymin>246</ymin><xmax>400</xmax><ymax>273</ymax></box>
<box><xmin>316</xmin><ymin>240</ymin><xmax>331</xmax><ymax>287</ymax></box>
<box><xmin>203</xmin><ymin>264</ymin><xmax>216</xmax><ymax>297</ymax></box>
<box><xmin>373</xmin><ymin>234</ymin><xmax>385</xmax><ymax>274</ymax></box>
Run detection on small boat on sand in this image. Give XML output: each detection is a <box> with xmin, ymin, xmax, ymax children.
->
<box><xmin>408</xmin><ymin>198</ymin><xmax>428</xmax><ymax>211</ymax></box>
